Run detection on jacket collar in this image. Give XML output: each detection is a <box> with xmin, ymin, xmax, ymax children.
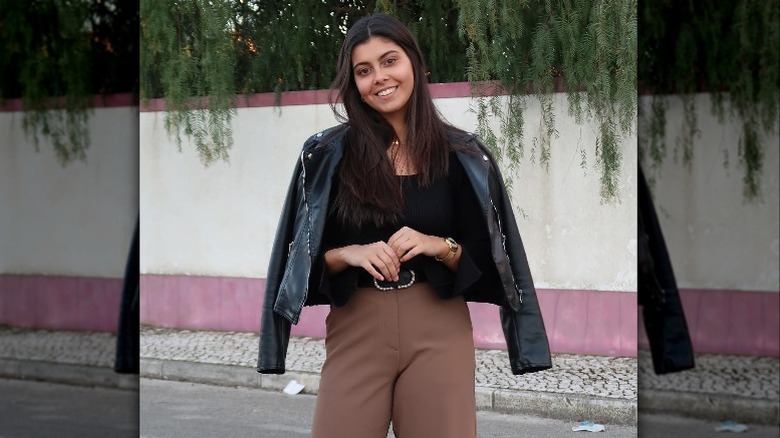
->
<box><xmin>304</xmin><ymin>123</ymin><xmax>483</xmax><ymax>156</ymax></box>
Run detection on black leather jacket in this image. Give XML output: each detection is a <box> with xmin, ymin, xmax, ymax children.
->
<box><xmin>258</xmin><ymin>125</ymin><xmax>552</xmax><ymax>375</ymax></box>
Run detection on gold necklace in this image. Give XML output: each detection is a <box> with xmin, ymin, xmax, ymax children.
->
<box><xmin>389</xmin><ymin>138</ymin><xmax>417</xmax><ymax>176</ymax></box>
<box><xmin>388</xmin><ymin>138</ymin><xmax>400</xmax><ymax>168</ymax></box>
<box><xmin>388</xmin><ymin>138</ymin><xmax>408</xmax><ymax>175</ymax></box>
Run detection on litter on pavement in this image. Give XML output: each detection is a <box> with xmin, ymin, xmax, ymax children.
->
<box><xmin>715</xmin><ymin>421</ymin><xmax>749</xmax><ymax>433</ymax></box>
<box><xmin>572</xmin><ymin>420</ymin><xmax>605</xmax><ymax>432</ymax></box>
<box><xmin>282</xmin><ymin>379</ymin><xmax>305</xmax><ymax>395</ymax></box>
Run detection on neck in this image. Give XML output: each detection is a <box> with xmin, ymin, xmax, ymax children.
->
<box><xmin>384</xmin><ymin>113</ymin><xmax>407</xmax><ymax>145</ymax></box>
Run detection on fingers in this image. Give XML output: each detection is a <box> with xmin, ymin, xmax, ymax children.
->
<box><xmin>399</xmin><ymin>246</ymin><xmax>423</xmax><ymax>262</ymax></box>
<box><xmin>360</xmin><ymin>262</ymin><xmax>385</xmax><ymax>282</ymax></box>
<box><xmin>362</xmin><ymin>241</ymin><xmax>400</xmax><ymax>281</ymax></box>
<box><xmin>388</xmin><ymin>226</ymin><xmax>428</xmax><ymax>261</ymax></box>
<box><xmin>342</xmin><ymin>227</ymin><xmax>440</xmax><ymax>282</ymax></box>
<box><xmin>388</xmin><ymin>226</ymin><xmax>414</xmax><ymax>257</ymax></box>
<box><xmin>339</xmin><ymin>242</ymin><xmax>400</xmax><ymax>281</ymax></box>
<box><xmin>391</xmin><ymin>234</ymin><xmax>420</xmax><ymax>262</ymax></box>
<box><xmin>374</xmin><ymin>242</ymin><xmax>401</xmax><ymax>280</ymax></box>
<box><xmin>386</xmin><ymin>226</ymin><xmax>407</xmax><ymax>250</ymax></box>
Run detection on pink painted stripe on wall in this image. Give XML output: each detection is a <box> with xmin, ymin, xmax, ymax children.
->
<box><xmin>140</xmin><ymin>90</ymin><xmax>336</xmax><ymax>112</ymax></box>
<box><xmin>138</xmin><ymin>80</ymin><xmax>573</xmax><ymax>112</ymax></box>
<box><xmin>638</xmin><ymin>289</ymin><xmax>780</xmax><ymax>357</ymax></box>
<box><xmin>139</xmin><ymin>82</ymin><xmax>482</xmax><ymax>112</ymax></box>
<box><xmin>139</xmin><ymin>274</ymin><xmax>637</xmax><ymax>356</ymax></box>
<box><xmin>0</xmin><ymin>274</ymin><xmax>123</xmax><ymax>331</ymax></box>
<box><xmin>139</xmin><ymin>275</ymin><xmax>263</xmax><ymax>332</ymax></box>
<box><xmin>539</xmin><ymin>289</ymin><xmax>637</xmax><ymax>356</ymax></box>
<box><xmin>291</xmin><ymin>289</ymin><xmax>637</xmax><ymax>356</ymax></box>
<box><xmin>0</xmin><ymin>93</ymin><xmax>136</xmax><ymax>112</ymax></box>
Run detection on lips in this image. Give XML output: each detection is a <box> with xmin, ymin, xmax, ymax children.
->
<box><xmin>376</xmin><ymin>86</ymin><xmax>397</xmax><ymax>97</ymax></box>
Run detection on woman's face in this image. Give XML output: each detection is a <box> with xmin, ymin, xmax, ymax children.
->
<box><xmin>351</xmin><ymin>36</ymin><xmax>415</xmax><ymax>124</ymax></box>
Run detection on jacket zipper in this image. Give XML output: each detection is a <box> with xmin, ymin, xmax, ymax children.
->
<box><xmin>299</xmin><ymin>150</ymin><xmax>312</xmax><ymax>312</ymax></box>
<box><xmin>489</xmin><ymin>181</ymin><xmax>523</xmax><ymax>304</ymax></box>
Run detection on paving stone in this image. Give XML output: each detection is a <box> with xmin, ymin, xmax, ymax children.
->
<box><xmin>4</xmin><ymin>325</ymin><xmax>777</xmax><ymax>425</ymax></box>
<box><xmin>638</xmin><ymin>351</ymin><xmax>779</xmax><ymax>401</ymax></box>
<box><xmin>138</xmin><ymin>326</ymin><xmax>639</xmax><ymax>401</ymax></box>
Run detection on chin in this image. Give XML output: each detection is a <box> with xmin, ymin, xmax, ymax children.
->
<box><xmin>372</xmin><ymin>100</ymin><xmax>409</xmax><ymax>117</ymax></box>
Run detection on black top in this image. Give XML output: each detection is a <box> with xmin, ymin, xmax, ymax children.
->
<box><xmin>319</xmin><ymin>154</ymin><xmax>500</xmax><ymax>306</ymax></box>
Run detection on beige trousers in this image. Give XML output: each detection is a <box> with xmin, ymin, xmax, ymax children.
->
<box><xmin>311</xmin><ymin>283</ymin><xmax>476</xmax><ymax>438</ymax></box>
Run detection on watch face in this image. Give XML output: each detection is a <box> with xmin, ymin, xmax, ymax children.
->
<box><xmin>447</xmin><ymin>237</ymin><xmax>458</xmax><ymax>250</ymax></box>
<box><xmin>436</xmin><ymin>237</ymin><xmax>458</xmax><ymax>262</ymax></box>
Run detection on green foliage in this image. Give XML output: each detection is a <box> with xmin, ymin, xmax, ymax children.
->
<box><xmin>457</xmin><ymin>0</ymin><xmax>638</xmax><ymax>201</ymax></box>
<box><xmin>146</xmin><ymin>0</ymin><xmax>641</xmax><ymax>201</ymax></box>
<box><xmin>141</xmin><ymin>0</ymin><xmax>469</xmax><ymax>164</ymax></box>
<box><xmin>141</xmin><ymin>0</ymin><xmax>237</xmax><ymax>164</ymax></box>
<box><xmin>1</xmin><ymin>0</ymin><xmax>92</xmax><ymax>163</ymax></box>
<box><xmin>373</xmin><ymin>0</ymin><xmax>466</xmax><ymax>84</ymax></box>
<box><xmin>638</xmin><ymin>0</ymin><xmax>779</xmax><ymax>201</ymax></box>
<box><xmin>0</xmin><ymin>0</ymin><xmax>138</xmax><ymax>164</ymax></box>
<box><xmin>143</xmin><ymin>0</ymin><xmax>638</xmax><ymax>200</ymax></box>
<box><xmin>229</xmin><ymin>0</ymin><xmax>353</xmax><ymax>95</ymax></box>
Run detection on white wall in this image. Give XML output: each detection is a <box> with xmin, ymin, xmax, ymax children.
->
<box><xmin>140</xmin><ymin>92</ymin><xmax>638</xmax><ymax>293</ymax></box>
<box><xmin>640</xmin><ymin>94</ymin><xmax>779</xmax><ymax>292</ymax></box>
<box><xmin>437</xmin><ymin>94</ymin><xmax>638</xmax><ymax>291</ymax></box>
<box><xmin>0</xmin><ymin>107</ymin><xmax>139</xmax><ymax>278</ymax></box>
<box><xmin>139</xmin><ymin>104</ymin><xmax>337</xmax><ymax>278</ymax></box>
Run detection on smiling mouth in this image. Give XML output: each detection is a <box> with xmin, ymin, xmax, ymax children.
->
<box><xmin>376</xmin><ymin>87</ymin><xmax>397</xmax><ymax>97</ymax></box>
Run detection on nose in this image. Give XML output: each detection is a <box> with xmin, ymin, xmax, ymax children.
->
<box><xmin>373</xmin><ymin>68</ymin><xmax>388</xmax><ymax>84</ymax></box>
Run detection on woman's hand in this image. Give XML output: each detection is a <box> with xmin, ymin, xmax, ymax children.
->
<box><xmin>324</xmin><ymin>242</ymin><xmax>401</xmax><ymax>281</ymax></box>
<box><xmin>388</xmin><ymin>226</ymin><xmax>449</xmax><ymax>262</ymax></box>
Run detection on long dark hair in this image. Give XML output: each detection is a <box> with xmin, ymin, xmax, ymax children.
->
<box><xmin>329</xmin><ymin>13</ymin><xmax>455</xmax><ymax>229</ymax></box>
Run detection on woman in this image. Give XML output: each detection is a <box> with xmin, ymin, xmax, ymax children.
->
<box><xmin>258</xmin><ymin>13</ymin><xmax>551</xmax><ymax>437</ymax></box>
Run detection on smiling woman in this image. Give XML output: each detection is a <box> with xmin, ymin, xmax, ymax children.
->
<box><xmin>351</xmin><ymin>37</ymin><xmax>415</xmax><ymax>134</ymax></box>
<box><xmin>258</xmin><ymin>13</ymin><xmax>552</xmax><ymax>438</ymax></box>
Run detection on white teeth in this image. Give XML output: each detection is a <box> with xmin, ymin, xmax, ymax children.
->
<box><xmin>377</xmin><ymin>87</ymin><xmax>396</xmax><ymax>96</ymax></box>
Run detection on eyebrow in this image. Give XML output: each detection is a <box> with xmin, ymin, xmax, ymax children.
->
<box><xmin>352</xmin><ymin>50</ymin><xmax>399</xmax><ymax>70</ymax></box>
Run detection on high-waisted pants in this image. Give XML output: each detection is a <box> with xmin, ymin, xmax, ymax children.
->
<box><xmin>311</xmin><ymin>282</ymin><xmax>476</xmax><ymax>438</ymax></box>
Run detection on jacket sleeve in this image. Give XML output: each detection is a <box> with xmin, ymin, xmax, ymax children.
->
<box><xmin>450</xmin><ymin>157</ymin><xmax>492</xmax><ymax>298</ymax></box>
<box><xmin>638</xmin><ymin>165</ymin><xmax>695</xmax><ymax>374</ymax></box>
<box><xmin>480</xmin><ymin>141</ymin><xmax>553</xmax><ymax>375</ymax></box>
<box><xmin>257</xmin><ymin>152</ymin><xmax>303</xmax><ymax>374</ymax></box>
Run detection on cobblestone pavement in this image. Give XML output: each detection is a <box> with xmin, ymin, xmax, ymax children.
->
<box><xmin>3</xmin><ymin>325</ymin><xmax>778</xmax><ymax>425</ymax></box>
<box><xmin>138</xmin><ymin>325</ymin><xmax>637</xmax><ymax>401</ymax></box>
<box><xmin>0</xmin><ymin>326</ymin><xmax>136</xmax><ymax>390</ymax></box>
<box><xmin>637</xmin><ymin>350</ymin><xmax>779</xmax><ymax>425</ymax></box>
<box><xmin>0</xmin><ymin>326</ymin><xmax>116</xmax><ymax>368</ymax></box>
<box><xmin>638</xmin><ymin>351</ymin><xmax>779</xmax><ymax>401</ymax></box>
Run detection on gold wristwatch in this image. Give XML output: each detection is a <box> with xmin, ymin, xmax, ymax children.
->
<box><xmin>435</xmin><ymin>237</ymin><xmax>459</xmax><ymax>262</ymax></box>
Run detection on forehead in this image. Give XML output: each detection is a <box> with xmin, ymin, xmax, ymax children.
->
<box><xmin>351</xmin><ymin>36</ymin><xmax>405</xmax><ymax>65</ymax></box>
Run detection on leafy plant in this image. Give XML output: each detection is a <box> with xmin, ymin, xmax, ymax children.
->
<box><xmin>457</xmin><ymin>0</ymin><xmax>638</xmax><ymax>201</ymax></box>
<box><xmin>141</xmin><ymin>0</ymin><xmax>469</xmax><ymax>165</ymax></box>
<box><xmin>0</xmin><ymin>0</ymin><xmax>138</xmax><ymax>164</ymax></box>
<box><xmin>142</xmin><ymin>0</ymin><xmax>637</xmax><ymax>201</ymax></box>
<box><xmin>638</xmin><ymin>0</ymin><xmax>779</xmax><ymax>201</ymax></box>
<box><xmin>141</xmin><ymin>0</ymin><xmax>236</xmax><ymax>164</ymax></box>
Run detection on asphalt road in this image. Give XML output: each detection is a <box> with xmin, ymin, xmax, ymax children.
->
<box><xmin>3</xmin><ymin>377</ymin><xmax>776</xmax><ymax>437</ymax></box>
<box><xmin>140</xmin><ymin>378</ymin><xmax>638</xmax><ymax>437</ymax></box>
<box><xmin>638</xmin><ymin>413</ymin><xmax>780</xmax><ymax>438</ymax></box>
<box><xmin>0</xmin><ymin>378</ymin><xmax>138</xmax><ymax>438</ymax></box>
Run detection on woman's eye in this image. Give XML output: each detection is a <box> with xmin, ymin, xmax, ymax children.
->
<box><xmin>357</xmin><ymin>68</ymin><xmax>371</xmax><ymax>76</ymax></box>
<box><xmin>384</xmin><ymin>58</ymin><xmax>396</xmax><ymax>66</ymax></box>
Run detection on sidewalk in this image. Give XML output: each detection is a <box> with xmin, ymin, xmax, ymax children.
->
<box><xmin>638</xmin><ymin>351</ymin><xmax>779</xmax><ymax>425</ymax></box>
<box><xmin>139</xmin><ymin>326</ymin><xmax>637</xmax><ymax>426</ymax></box>
<box><xmin>0</xmin><ymin>326</ymin><xmax>137</xmax><ymax>390</ymax></box>
<box><xmin>1</xmin><ymin>325</ymin><xmax>777</xmax><ymax>426</ymax></box>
